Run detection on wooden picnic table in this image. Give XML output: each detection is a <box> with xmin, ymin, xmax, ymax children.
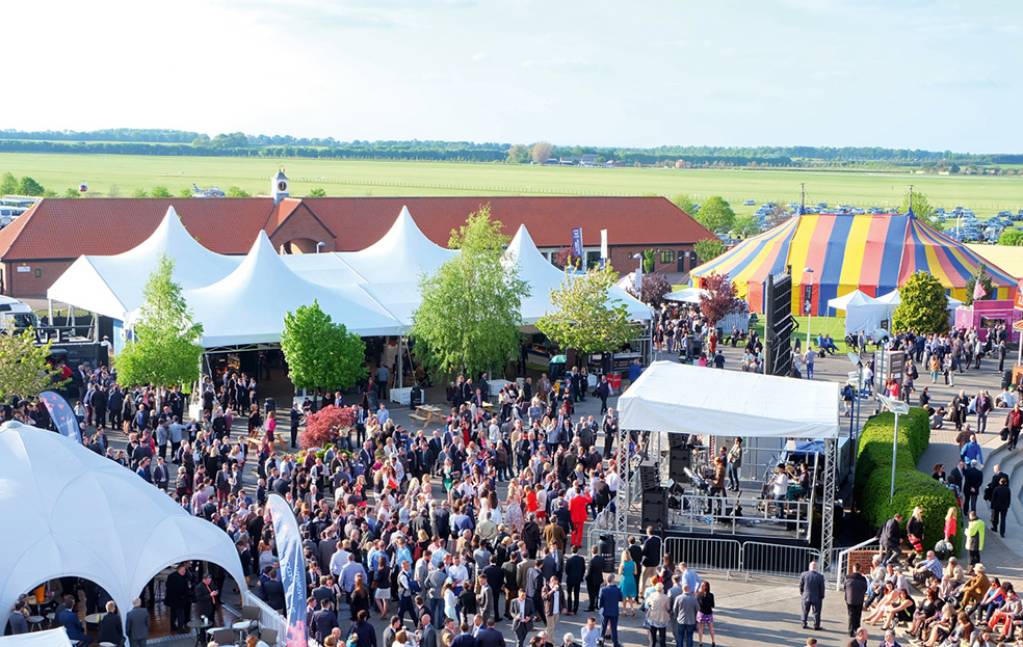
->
<box><xmin>409</xmin><ymin>404</ymin><xmax>444</xmax><ymax>428</ymax></box>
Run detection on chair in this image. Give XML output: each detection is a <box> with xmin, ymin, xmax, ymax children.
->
<box><xmin>27</xmin><ymin>616</ymin><xmax>45</xmax><ymax>631</ymax></box>
<box><xmin>241</xmin><ymin>606</ymin><xmax>260</xmax><ymax>621</ymax></box>
<box><xmin>258</xmin><ymin>629</ymin><xmax>277</xmax><ymax>645</ymax></box>
<box><xmin>210</xmin><ymin>628</ymin><xmax>236</xmax><ymax>645</ymax></box>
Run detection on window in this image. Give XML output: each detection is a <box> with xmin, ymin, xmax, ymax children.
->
<box><xmin>659</xmin><ymin>250</ymin><xmax>675</xmax><ymax>264</ymax></box>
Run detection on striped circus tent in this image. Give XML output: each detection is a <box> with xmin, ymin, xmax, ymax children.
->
<box><xmin>691</xmin><ymin>211</ymin><xmax>1016</xmax><ymax>316</ymax></box>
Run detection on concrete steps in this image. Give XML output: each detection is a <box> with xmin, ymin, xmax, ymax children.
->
<box><xmin>975</xmin><ymin>432</ymin><xmax>1023</xmax><ymax>533</ymax></box>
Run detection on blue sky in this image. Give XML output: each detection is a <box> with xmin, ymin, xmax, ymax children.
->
<box><xmin>7</xmin><ymin>0</ymin><xmax>1021</xmax><ymax>151</ymax></box>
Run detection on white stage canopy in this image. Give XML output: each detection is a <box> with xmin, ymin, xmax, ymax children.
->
<box><xmin>503</xmin><ymin>225</ymin><xmax>652</xmax><ymax>324</ymax></box>
<box><xmin>826</xmin><ymin>289</ymin><xmax>890</xmax><ymax>336</ymax></box>
<box><xmin>0</xmin><ymin>629</ymin><xmax>73</xmax><ymax>647</ymax></box>
<box><xmin>876</xmin><ymin>289</ymin><xmax>962</xmax><ymax>312</ymax></box>
<box><xmin>0</xmin><ymin>421</ymin><xmax>247</xmax><ymax>633</ymax></box>
<box><xmin>664</xmin><ymin>287</ymin><xmax>709</xmax><ymax>304</ymax></box>
<box><xmin>172</xmin><ymin>233</ymin><xmax>404</xmax><ymax>346</ymax></box>
<box><xmin>618</xmin><ymin>361</ymin><xmax>839</xmax><ymax>439</ymax></box>
<box><xmin>47</xmin><ymin>207</ymin><xmax>239</xmax><ymax>320</ymax></box>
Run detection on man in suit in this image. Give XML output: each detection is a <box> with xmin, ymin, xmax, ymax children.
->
<box><xmin>844</xmin><ymin>562</ymin><xmax>868</xmax><ymax>637</ymax></box>
<box><xmin>381</xmin><ymin>616</ymin><xmax>401</xmax><ymax>647</ymax></box>
<box><xmin>450</xmin><ymin>622</ymin><xmax>478</xmax><ymax>647</ymax></box>
<box><xmin>847</xmin><ymin>626</ymin><xmax>869</xmax><ymax>647</ymax></box>
<box><xmin>195</xmin><ymin>572</ymin><xmax>219</xmax><ymax>622</ymax></box>
<box><xmin>477</xmin><ymin>582</ymin><xmax>495</xmax><ymax>625</ymax></box>
<box><xmin>640</xmin><ymin>527</ymin><xmax>662</xmax><ymax>592</ymax></box>
<box><xmin>799</xmin><ymin>560</ymin><xmax>826</xmax><ymax>630</ymax></box>
<box><xmin>56</xmin><ymin>595</ymin><xmax>91</xmax><ymax>647</ymax></box>
<box><xmin>585</xmin><ymin>546</ymin><xmax>605</xmax><ymax>611</ymax></box>
<box><xmin>482</xmin><ymin>556</ymin><xmax>503</xmax><ymax>622</ymax></box>
<box><xmin>598</xmin><ymin>574</ymin><xmax>624</xmax><ymax>647</ymax></box>
<box><xmin>125</xmin><ymin>598</ymin><xmax>150</xmax><ymax>647</ymax></box>
<box><xmin>564</xmin><ymin>545</ymin><xmax>586</xmax><ymax>615</ymax></box>
<box><xmin>511</xmin><ymin>589</ymin><xmax>535</xmax><ymax>647</ymax></box>
<box><xmin>542</xmin><ymin>576</ymin><xmax>565</xmax><ymax>638</ymax></box>
<box><xmin>475</xmin><ymin>619</ymin><xmax>503</xmax><ymax>647</ymax></box>
<box><xmin>164</xmin><ymin>563</ymin><xmax>192</xmax><ymax>632</ymax></box>
<box><xmin>261</xmin><ymin>569</ymin><xmax>286</xmax><ymax>612</ymax></box>
<box><xmin>418</xmin><ymin>615</ymin><xmax>438</xmax><ymax>647</ymax></box>
<box><xmin>311</xmin><ymin>600</ymin><xmax>339</xmax><ymax>644</ymax></box>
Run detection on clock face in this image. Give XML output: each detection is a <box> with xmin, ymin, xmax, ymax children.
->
<box><xmin>277</xmin><ymin>181</ymin><xmax>287</xmax><ymax>192</ymax></box>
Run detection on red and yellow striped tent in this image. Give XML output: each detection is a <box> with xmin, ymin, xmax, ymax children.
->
<box><xmin>691</xmin><ymin>212</ymin><xmax>1016</xmax><ymax>316</ymax></box>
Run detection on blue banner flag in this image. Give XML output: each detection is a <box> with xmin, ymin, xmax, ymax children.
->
<box><xmin>571</xmin><ymin>226</ymin><xmax>584</xmax><ymax>260</ymax></box>
<box><xmin>267</xmin><ymin>494</ymin><xmax>307</xmax><ymax>647</ymax></box>
<box><xmin>38</xmin><ymin>391</ymin><xmax>82</xmax><ymax>444</ymax></box>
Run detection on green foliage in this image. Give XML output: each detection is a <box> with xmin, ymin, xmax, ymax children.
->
<box><xmin>507</xmin><ymin>144</ymin><xmax>529</xmax><ymax>164</ymax></box>
<box><xmin>150</xmin><ymin>185</ymin><xmax>173</xmax><ymax>198</ymax></box>
<box><xmin>892</xmin><ymin>272</ymin><xmax>949</xmax><ymax>334</ymax></box>
<box><xmin>695</xmin><ymin>196</ymin><xmax>735</xmax><ymax>233</ymax></box>
<box><xmin>854</xmin><ymin>409</ymin><xmax>962</xmax><ymax>553</ymax></box>
<box><xmin>538</xmin><ymin>265</ymin><xmax>638</xmax><ymax>355</ymax></box>
<box><xmin>17</xmin><ymin>176</ymin><xmax>45</xmax><ymax>196</ymax></box>
<box><xmin>0</xmin><ymin>330</ymin><xmax>65</xmax><ymax>401</ymax></box>
<box><xmin>671</xmin><ymin>193</ymin><xmax>698</xmax><ymax>215</ymax></box>
<box><xmin>902</xmin><ymin>191</ymin><xmax>935</xmax><ymax>225</ymax></box>
<box><xmin>529</xmin><ymin>142</ymin><xmax>554</xmax><ymax>164</ymax></box>
<box><xmin>694</xmin><ymin>238</ymin><xmax>726</xmax><ymax>264</ymax></box>
<box><xmin>62</xmin><ymin>188</ymin><xmax>80</xmax><ymax>198</ymax></box>
<box><xmin>963</xmin><ymin>265</ymin><xmax>994</xmax><ymax>306</ymax></box>
<box><xmin>732</xmin><ymin>214</ymin><xmax>760</xmax><ymax>238</ymax></box>
<box><xmin>132</xmin><ymin>188</ymin><xmax>149</xmax><ymax>198</ymax></box>
<box><xmin>115</xmin><ymin>256</ymin><xmax>204</xmax><ymax>389</ymax></box>
<box><xmin>281</xmin><ymin>300</ymin><xmax>366</xmax><ymax>392</ymax></box>
<box><xmin>998</xmin><ymin>229</ymin><xmax>1023</xmax><ymax>246</ymax></box>
<box><xmin>226</xmin><ymin>186</ymin><xmax>250</xmax><ymax>197</ymax></box>
<box><xmin>178</xmin><ymin>187</ymin><xmax>193</xmax><ymax>198</ymax></box>
<box><xmin>641</xmin><ymin>249</ymin><xmax>655</xmax><ymax>273</ymax></box>
<box><xmin>413</xmin><ymin>205</ymin><xmax>529</xmax><ymax>376</ymax></box>
<box><xmin>0</xmin><ymin>172</ymin><xmax>17</xmax><ymax>194</ymax></box>
<box><xmin>306</xmin><ymin>187</ymin><xmax>327</xmax><ymax>197</ymax></box>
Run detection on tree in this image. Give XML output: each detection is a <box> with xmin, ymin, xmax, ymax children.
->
<box><xmin>999</xmin><ymin>229</ymin><xmax>1023</xmax><ymax>246</ymax></box>
<box><xmin>698</xmin><ymin>272</ymin><xmax>739</xmax><ymax>327</ymax></box>
<box><xmin>281</xmin><ymin>300</ymin><xmax>366</xmax><ymax>397</ymax></box>
<box><xmin>150</xmin><ymin>186</ymin><xmax>173</xmax><ymax>198</ymax></box>
<box><xmin>226</xmin><ymin>186</ymin><xmax>250</xmax><ymax>197</ymax></box>
<box><xmin>0</xmin><ymin>172</ymin><xmax>17</xmax><ymax>195</ymax></box>
<box><xmin>634</xmin><ymin>273</ymin><xmax>672</xmax><ymax>307</ymax></box>
<box><xmin>62</xmin><ymin>188</ymin><xmax>80</xmax><ymax>198</ymax></box>
<box><xmin>641</xmin><ymin>249</ymin><xmax>655</xmax><ymax>273</ymax></box>
<box><xmin>17</xmin><ymin>176</ymin><xmax>45</xmax><ymax>196</ymax></box>
<box><xmin>0</xmin><ymin>330</ymin><xmax>65</xmax><ymax>402</ymax></box>
<box><xmin>507</xmin><ymin>144</ymin><xmax>529</xmax><ymax>164</ymax></box>
<box><xmin>412</xmin><ymin>205</ymin><xmax>529</xmax><ymax>376</ymax></box>
<box><xmin>307</xmin><ymin>187</ymin><xmax>327</xmax><ymax>197</ymax></box>
<box><xmin>530</xmin><ymin>141</ymin><xmax>554</xmax><ymax>164</ymax></box>
<box><xmin>963</xmin><ymin>265</ymin><xmax>995</xmax><ymax>306</ymax></box>
<box><xmin>695</xmin><ymin>196</ymin><xmax>735</xmax><ymax>233</ymax></box>
<box><xmin>892</xmin><ymin>271</ymin><xmax>949</xmax><ymax>334</ymax></box>
<box><xmin>902</xmin><ymin>191</ymin><xmax>935</xmax><ymax>226</ymax></box>
<box><xmin>538</xmin><ymin>265</ymin><xmax>638</xmax><ymax>354</ymax></box>
<box><xmin>300</xmin><ymin>405</ymin><xmax>357</xmax><ymax>450</ymax></box>
<box><xmin>115</xmin><ymin>256</ymin><xmax>204</xmax><ymax>397</ymax></box>
<box><xmin>671</xmin><ymin>193</ymin><xmax>698</xmax><ymax>215</ymax></box>
<box><xmin>732</xmin><ymin>214</ymin><xmax>760</xmax><ymax>238</ymax></box>
<box><xmin>694</xmin><ymin>238</ymin><xmax>726</xmax><ymax>264</ymax></box>
<box><xmin>178</xmin><ymin>187</ymin><xmax>193</xmax><ymax>198</ymax></box>
<box><xmin>132</xmin><ymin>188</ymin><xmax>149</xmax><ymax>198</ymax></box>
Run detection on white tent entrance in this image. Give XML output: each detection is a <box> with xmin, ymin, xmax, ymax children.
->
<box><xmin>613</xmin><ymin>361</ymin><xmax>841</xmax><ymax>573</ymax></box>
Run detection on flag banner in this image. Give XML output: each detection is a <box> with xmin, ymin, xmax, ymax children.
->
<box><xmin>38</xmin><ymin>391</ymin><xmax>82</xmax><ymax>444</ymax></box>
<box><xmin>267</xmin><ymin>494</ymin><xmax>308</xmax><ymax>647</ymax></box>
<box><xmin>1015</xmin><ymin>280</ymin><xmax>1023</xmax><ymax>310</ymax></box>
<box><xmin>973</xmin><ymin>278</ymin><xmax>987</xmax><ymax>301</ymax></box>
<box><xmin>571</xmin><ymin>226</ymin><xmax>584</xmax><ymax>260</ymax></box>
<box><xmin>600</xmin><ymin>229</ymin><xmax>608</xmax><ymax>260</ymax></box>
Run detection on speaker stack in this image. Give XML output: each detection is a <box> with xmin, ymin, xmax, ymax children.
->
<box><xmin>638</xmin><ymin>459</ymin><xmax>667</xmax><ymax>532</ymax></box>
<box><xmin>668</xmin><ymin>434</ymin><xmax>691</xmax><ymax>483</ymax></box>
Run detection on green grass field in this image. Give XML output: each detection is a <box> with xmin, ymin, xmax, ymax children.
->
<box><xmin>1</xmin><ymin>152</ymin><xmax>1022</xmax><ymax>217</ymax></box>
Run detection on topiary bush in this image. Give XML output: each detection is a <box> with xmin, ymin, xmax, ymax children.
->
<box><xmin>854</xmin><ymin>408</ymin><xmax>963</xmax><ymax>554</ymax></box>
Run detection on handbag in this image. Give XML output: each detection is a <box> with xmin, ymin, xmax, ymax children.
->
<box><xmin>934</xmin><ymin>539</ymin><xmax>953</xmax><ymax>560</ymax></box>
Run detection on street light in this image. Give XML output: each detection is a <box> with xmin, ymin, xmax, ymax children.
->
<box><xmin>316</xmin><ymin>241</ymin><xmax>325</xmax><ymax>254</ymax></box>
<box><xmin>877</xmin><ymin>394</ymin><xmax>910</xmax><ymax>502</ymax></box>
<box><xmin>803</xmin><ymin>267</ymin><xmax>814</xmax><ymax>348</ymax></box>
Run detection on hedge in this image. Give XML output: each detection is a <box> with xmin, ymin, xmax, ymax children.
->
<box><xmin>854</xmin><ymin>408</ymin><xmax>963</xmax><ymax>554</ymax></box>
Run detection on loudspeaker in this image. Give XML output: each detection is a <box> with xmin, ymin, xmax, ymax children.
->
<box><xmin>641</xmin><ymin>489</ymin><xmax>667</xmax><ymax>532</ymax></box>
<box><xmin>639</xmin><ymin>461</ymin><xmax>659</xmax><ymax>491</ymax></box>
<box><xmin>669</xmin><ymin>437</ymin><xmax>691</xmax><ymax>483</ymax></box>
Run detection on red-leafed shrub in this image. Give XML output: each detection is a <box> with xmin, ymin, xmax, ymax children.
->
<box><xmin>300</xmin><ymin>405</ymin><xmax>356</xmax><ymax>450</ymax></box>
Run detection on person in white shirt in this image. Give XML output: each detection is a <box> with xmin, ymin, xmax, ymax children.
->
<box><xmin>579</xmin><ymin>616</ymin><xmax>600</xmax><ymax>647</ymax></box>
<box><xmin>769</xmin><ymin>465</ymin><xmax>789</xmax><ymax>518</ymax></box>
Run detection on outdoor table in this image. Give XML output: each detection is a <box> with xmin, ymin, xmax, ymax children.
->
<box><xmin>189</xmin><ymin>619</ymin><xmax>214</xmax><ymax>647</ymax></box>
<box><xmin>232</xmin><ymin>620</ymin><xmax>256</xmax><ymax>643</ymax></box>
<box><xmin>27</xmin><ymin>615</ymin><xmax>45</xmax><ymax>631</ymax></box>
<box><xmin>411</xmin><ymin>404</ymin><xmax>443</xmax><ymax>428</ymax></box>
<box><xmin>83</xmin><ymin>613</ymin><xmax>106</xmax><ymax>625</ymax></box>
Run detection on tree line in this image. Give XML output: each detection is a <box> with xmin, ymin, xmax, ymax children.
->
<box><xmin>2</xmin><ymin>129</ymin><xmax>1021</xmax><ymax>166</ymax></box>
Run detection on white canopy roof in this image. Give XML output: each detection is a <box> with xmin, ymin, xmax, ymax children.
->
<box><xmin>664</xmin><ymin>287</ymin><xmax>709</xmax><ymax>304</ymax></box>
<box><xmin>0</xmin><ymin>629</ymin><xmax>73</xmax><ymax>647</ymax></box>
<box><xmin>337</xmin><ymin>206</ymin><xmax>457</xmax><ymax>282</ymax></box>
<box><xmin>0</xmin><ymin>421</ymin><xmax>246</xmax><ymax>633</ymax></box>
<box><xmin>826</xmin><ymin>289</ymin><xmax>878</xmax><ymax>311</ymax></box>
<box><xmin>177</xmin><ymin>233</ymin><xmax>404</xmax><ymax>346</ymax></box>
<box><xmin>47</xmin><ymin>207</ymin><xmax>239</xmax><ymax>320</ymax></box>
<box><xmin>618</xmin><ymin>361</ymin><xmax>839</xmax><ymax>439</ymax></box>
<box><xmin>503</xmin><ymin>225</ymin><xmax>652</xmax><ymax>324</ymax></box>
<box><xmin>876</xmin><ymin>289</ymin><xmax>962</xmax><ymax>310</ymax></box>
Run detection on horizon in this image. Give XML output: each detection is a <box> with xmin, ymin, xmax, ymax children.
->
<box><xmin>5</xmin><ymin>0</ymin><xmax>1021</xmax><ymax>153</ymax></box>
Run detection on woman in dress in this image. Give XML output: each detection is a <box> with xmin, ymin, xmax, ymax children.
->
<box><xmin>618</xmin><ymin>549</ymin><xmax>638</xmax><ymax>617</ymax></box>
<box><xmin>697</xmin><ymin>580</ymin><xmax>717</xmax><ymax>647</ymax></box>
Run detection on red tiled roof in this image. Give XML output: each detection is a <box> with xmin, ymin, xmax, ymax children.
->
<box><xmin>0</xmin><ymin>196</ymin><xmax>709</xmax><ymax>261</ymax></box>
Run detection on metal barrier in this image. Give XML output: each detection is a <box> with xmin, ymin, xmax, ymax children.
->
<box><xmin>833</xmin><ymin>538</ymin><xmax>879</xmax><ymax>591</ymax></box>
<box><xmin>243</xmin><ymin>590</ymin><xmax>287</xmax><ymax>647</ymax></box>
<box><xmin>741</xmin><ymin>541</ymin><xmax>820</xmax><ymax>578</ymax></box>
<box><xmin>664</xmin><ymin>537</ymin><xmax>741</xmax><ymax>574</ymax></box>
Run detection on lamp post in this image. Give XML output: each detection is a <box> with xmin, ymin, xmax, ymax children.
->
<box><xmin>316</xmin><ymin>241</ymin><xmax>325</xmax><ymax>254</ymax></box>
<box><xmin>804</xmin><ymin>267</ymin><xmax>814</xmax><ymax>347</ymax></box>
<box><xmin>878</xmin><ymin>394</ymin><xmax>910</xmax><ymax>502</ymax></box>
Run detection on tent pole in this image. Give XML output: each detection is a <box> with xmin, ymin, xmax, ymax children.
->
<box><xmin>47</xmin><ymin>299</ymin><xmax>53</xmax><ymax>326</ymax></box>
<box><xmin>397</xmin><ymin>337</ymin><xmax>404</xmax><ymax>389</ymax></box>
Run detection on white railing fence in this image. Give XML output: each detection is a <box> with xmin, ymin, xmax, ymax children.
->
<box><xmin>664</xmin><ymin>536</ymin><xmax>741</xmax><ymax>575</ymax></box>
<box><xmin>663</xmin><ymin>537</ymin><xmax>821</xmax><ymax>579</ymax></box>
<box><xmin>833</xmin><ymin>538</ymin><xmax>880</xmax><ymax>591</ymax></box>
<box><xmin>243</xmin><ymin>590</ymin><xmax>287</xmax><ymax>647</ymax></box>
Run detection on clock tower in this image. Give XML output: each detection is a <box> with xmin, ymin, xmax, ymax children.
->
<box><xmin>271</xmin><ymin>169</ymin><xmax>289</xmax><ymax>204</ymax></box>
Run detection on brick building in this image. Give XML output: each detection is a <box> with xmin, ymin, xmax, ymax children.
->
<box><xmin>0</xmin><ymin>174</ymin><xmax>712</xmax><ymax>298</ymax></box>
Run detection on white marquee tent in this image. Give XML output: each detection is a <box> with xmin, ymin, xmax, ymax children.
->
<box><xmin>826</xmin><ymin>289</ymin><xmax>891</xmax><ymax>335</ymax></box>
<box><xmin>876</xmin><ymin>289</ymin><xmax>962</xmax><ymax>314</ymax></box>
<box><xmin>47</xmin><ymin>207</ymin><xmax>239</xmax><ymax>321</ymax></box>
<box><xmin>664</xmin><ymin>287</ymin><xmax>709</xmax><ymax>304</ymax></box>
<box><xmin>618</xmin><ymin>361</ymin><xmax>839</xmax><ymax>439</ymax></box>
<box><xmin>171</xmin><ymin>233</ymin><xmax>405</xmax><ymax>346</ymax></box>
<box><xmin>0</xmin><ymin>629</ymin><xmax>73</xmax><ymax>647</ymax></box>
<box><xmin>0</xmin><ymin>421</ymin><xmax>247</xmax><ymax>633</ymax></box>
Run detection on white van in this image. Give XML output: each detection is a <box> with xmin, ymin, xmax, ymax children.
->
<box><xmin>0</xmin><ymin>296</ymin><xmax>37</xmax><ymax>332</ymax></box>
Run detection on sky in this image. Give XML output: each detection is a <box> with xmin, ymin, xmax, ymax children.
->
<box><xmin>6</xmin><ymin>0</ymin><xmax>1021</xmax><ymax>152</ymax></box>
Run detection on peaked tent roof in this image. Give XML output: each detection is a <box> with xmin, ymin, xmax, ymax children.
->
<box><xmin>691</xmin><ymin>212</ymin><xmax>1017</xmax><ymax>315</ymax></box>
<box><xmin>46</xmin><ymin>207</ymin><xmax>240</xmax><ymax>320</ymax></box>
<box><xmin>826</xmin><ymin>289</ymin><xmax>878</xmax><ymax>311</ymax></box>
<box><xmin>0</xmin><ymin>421</ymin><xmax>246</xmax><ymax>634</ymax></box>
<box><xmin>177</xmin><ymin>233</ymin><xmax>404</xmax><ymax>346</ymax></box>
<box><xmin>336</xmin><ymin>205</ymin><xmax>457</xmax><ymax>282</ymax></box>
